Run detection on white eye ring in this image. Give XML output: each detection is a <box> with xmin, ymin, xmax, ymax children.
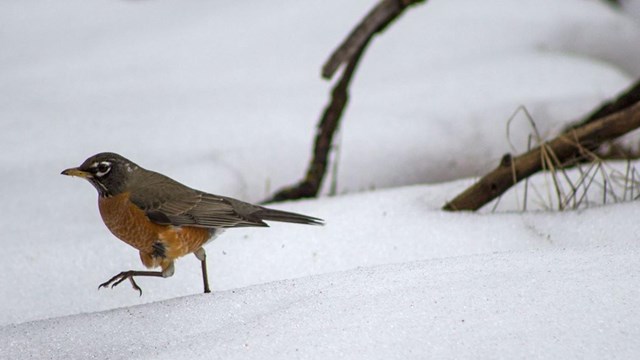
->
<box><xmin>95</xmin><ymin>162</ymin><xmax>111</xmax><ymax>177</ymax></box>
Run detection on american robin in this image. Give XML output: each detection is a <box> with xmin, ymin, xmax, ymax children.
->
<box><xmin>62</xmin><ymin>152</ymin><xmax>323</xmax><ymax>295</ymax></box>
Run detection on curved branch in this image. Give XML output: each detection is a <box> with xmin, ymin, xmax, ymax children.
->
<box><xmin>322</xmin><ymin>0</ymin><xmax>426</xmax><ymax>79</ymax></box>
<box><xmin>264</xmin><ymin>0</ymin><xmax>427</xmax><ymax>203</ymax></box>
<box><xmin>264</xmin><ymin>39</ymin><xmax>371</xmax><ymax>203</ymax></box>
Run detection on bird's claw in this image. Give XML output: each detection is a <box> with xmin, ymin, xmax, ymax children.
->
<box><xmin>98</xmin><ymin>271</ymin><xmax>143</xmax><ymax>296</ymax></box>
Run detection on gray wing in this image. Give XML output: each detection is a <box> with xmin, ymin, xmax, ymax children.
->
<box><xmin>129</xmin><ymin>173</ymin><xmax>268</xmax><ymax>229</ymax></box>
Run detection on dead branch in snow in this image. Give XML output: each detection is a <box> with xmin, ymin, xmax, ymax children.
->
<box><xmin>564</xmin><ymin>79</ymin><xmax>640</xmax><ymax>160</ymax></box>
<box><xmin>265</xmin><ymin>0</ymin><xmax>426</xmax><ymax>203</ymax></box>
<box><xmin>443</xmin><ymin>100</ymin><xmax>640</xmax><ymax>211</ymax></box>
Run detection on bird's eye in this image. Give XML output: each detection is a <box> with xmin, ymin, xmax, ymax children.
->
<box><xmin>96</xmin><ymin>162</ymin><xmax>111</xmax><ymax>177</ymax></box>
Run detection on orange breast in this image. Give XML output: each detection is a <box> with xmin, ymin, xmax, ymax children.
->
<box><xmin>98</xmin><ymin>192</ymin><xmax>212</xmax><ymax>264</ymax></box>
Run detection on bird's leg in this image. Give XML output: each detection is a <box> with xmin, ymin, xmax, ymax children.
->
<box><xmin>194</xmin><ymin>247</ymin><xmax>211</xmax><ymax>293</ymax></box>
<box><xmin>99</xmin><ymin>262</ymin><xmax>175</xmax><ymax>296</ymax></box>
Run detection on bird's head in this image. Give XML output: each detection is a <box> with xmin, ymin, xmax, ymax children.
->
<box><xmin>62</xmin><ymin>152</ymin><xmax>140</xmax><ymax>197</ymax></box>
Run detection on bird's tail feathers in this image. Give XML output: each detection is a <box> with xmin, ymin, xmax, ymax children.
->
<box><xmin>256</xmin><ymin>207</ymin><xmax>324</xmax><ymax>226</ymax></box>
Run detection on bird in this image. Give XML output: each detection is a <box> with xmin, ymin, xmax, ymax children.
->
<box><xmin>61</xmin><ymin>152</ymin><xmax>323</xmax><ymax>295</ymax></box>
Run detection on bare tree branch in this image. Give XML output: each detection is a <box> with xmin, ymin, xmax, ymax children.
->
<box><xmin>264</xmin><ymin>0</ymin><xmax>427</xmax><ymax>203</ymax></box>
<box><xmin>443</xmin><ymin>100</ymin><xmax>640</xmax><ymax>211</ymax></box>
<box><xmin>561</xmin><ymin>79</ymin><xmax>640</xmax><ymax>160</ymax></box>
<box><xmin>264</xmin><ymin>40</ymin><xmax>370</xmax><ymax>203</ymax></box>
<box><xmin>322</xmin><ymin>0</ymin><xmax>426</xmax><ymax>79</ymax></box>
<box><xmin>568</xmin><ymin>79</ymin><xmax>640</xmax><ymax>129</ymax></box>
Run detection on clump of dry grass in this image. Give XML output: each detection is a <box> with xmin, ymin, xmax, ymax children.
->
<box><xmin>492</xmin><ymin>106</ymin><xmax>640</xmax><ymax>212</ymax></box>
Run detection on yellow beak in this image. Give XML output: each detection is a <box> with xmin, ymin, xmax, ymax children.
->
<box><xmin>61</xmin><ymin>167</ymin><xmax>92</xmax><ymax>178</ymax></box>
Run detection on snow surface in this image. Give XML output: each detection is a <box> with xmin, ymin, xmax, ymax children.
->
<box><xmin>1</xmin><ymin>0</ymin><xmax>640</xmax><ymax>359</ymax></box>
<box><xmin>3</xmin><ymin>245</ymin><xmax>639</xmax><ymax>360</ymax></box>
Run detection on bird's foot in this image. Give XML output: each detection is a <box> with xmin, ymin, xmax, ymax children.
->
<box><xmin>98</xmin><ymin>271</ymin><xmax>144</xmax><ymax>296</ymax></box>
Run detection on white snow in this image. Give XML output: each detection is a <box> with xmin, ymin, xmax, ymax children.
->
<box><xmin>3</xmin><ymin>245</ymin><xmax>639</xmax><ymax>360</ymax></box>
<box><xmin>1</xmin><ymin>0</ymin><xmax>640</xmax><ymax>359</ymax></box>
